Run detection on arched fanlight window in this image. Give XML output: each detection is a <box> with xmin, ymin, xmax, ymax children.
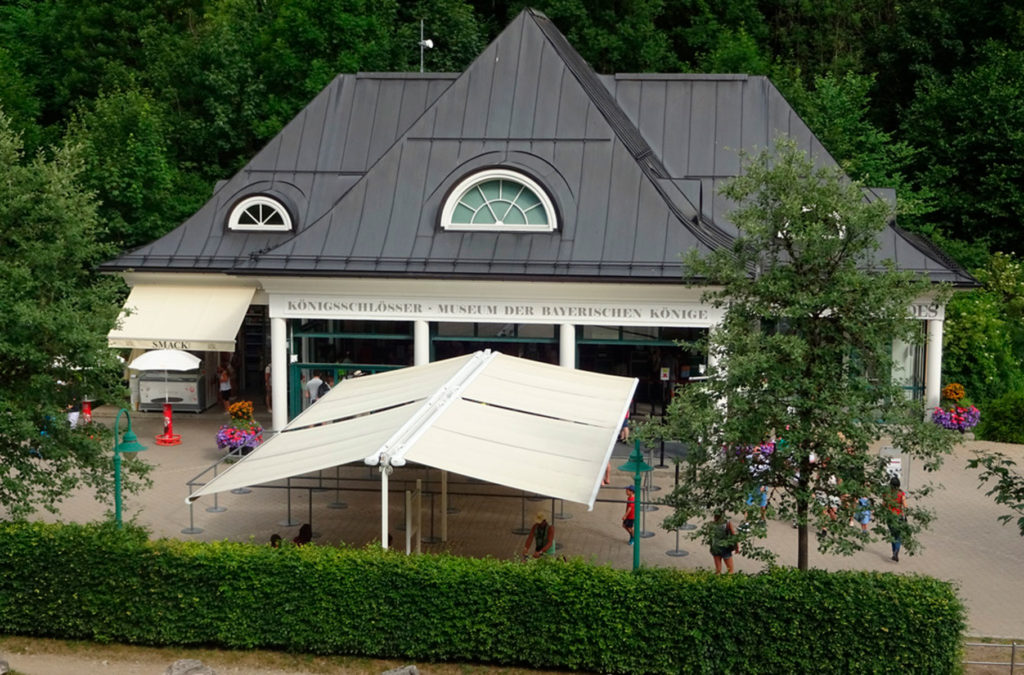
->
<box><xmin>228</xmin><ymin>196</ymin><xmax>292</xmax><ymax>232</ymax></box>
<box><xmin>441</xmin><ymin>169</ymin><xmax>557</xmax><ymax>232</ymax></box>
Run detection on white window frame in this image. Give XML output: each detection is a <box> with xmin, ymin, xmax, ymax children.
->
<box><xmin>228</xmin><ymin>195</ymin><xmax>293</xmax><ymax>232</ymax></box>
<box><xmin>441</xmin><ymin>169</ymin><xmax>557</xmax><ymax>232</ymax></box>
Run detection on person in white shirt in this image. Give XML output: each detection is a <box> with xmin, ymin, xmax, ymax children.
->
<box><xmin>305</xmin><ymin>371</ymin><xmax>324</xmax><ymax>406</ymax></box>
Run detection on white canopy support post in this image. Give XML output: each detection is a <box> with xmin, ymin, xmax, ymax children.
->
<box><xmin>379</xmin><ymin>451</ymin><xmax>392</xmax><ymax>549</ymax></box>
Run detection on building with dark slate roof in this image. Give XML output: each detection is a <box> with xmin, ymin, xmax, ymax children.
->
<box><xmin>104</xmin><ymin>9</ymin><xmax>971</xmax><ymax>429</ymax></box>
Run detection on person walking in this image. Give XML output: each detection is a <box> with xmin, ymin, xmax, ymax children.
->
<box><xmin>217</xmin><ymin>366</ymin><xmax>233</xmax><ymax>413</ymax></box>
<box><xmin>710</xmin><ymin>511</ymin><xmax>737</xmax><ymax>574</ymax></box>
<box><xmin>622</xmin><ymin>485</ymin><xmax>636</xmax><ymax>545</ymax></box>
<box><xmin>887</xmin><ymin>476</ymin><xmax>907</xmax><ymax>562</ymax></box>
<box><xmin>305</xmin><ymin>371</ymin><xmax>324</xmax><ymax>407</ymax></box>
<box><xmin>522</xmin><ymin>511</ymin><xmax>555</xmax><ymax>559</ymax></box>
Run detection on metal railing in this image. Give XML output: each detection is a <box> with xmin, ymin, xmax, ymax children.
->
<box><xmin>965</xmin><ymin>641</ymin><xmax>1019</xmax><ymax>673</ymax></box>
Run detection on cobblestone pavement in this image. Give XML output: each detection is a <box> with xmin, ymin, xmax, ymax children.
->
<box><xmin>38</xmin><ymin>404</ymin><xmax>1024</xmax><ymax>639</ymax></box>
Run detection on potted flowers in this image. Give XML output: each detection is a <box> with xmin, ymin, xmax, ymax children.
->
<box><xmin>932</xmin><ymin>383</ymin><xmax>980</xmax><ymax>434</ymax></box>
<box><xmin>216</xmin><ymin>400</ymin><xmax>263</xmax><ymax>455</ymax></box>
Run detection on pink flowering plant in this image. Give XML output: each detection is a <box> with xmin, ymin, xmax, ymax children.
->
<box><xmin>932</xmin><ymin>382</ymin><xmax>980</xmax><ymax>433</ymax></box>
<box><xmin>216</xmin><ymin>400</ymin><xmax>263</xmax><ymax>453</ymax></box>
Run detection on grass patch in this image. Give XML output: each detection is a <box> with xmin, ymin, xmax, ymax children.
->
<box><xmin>0</xmin><ymin>635</ymin><xmax>579</xmax><ymax>674</ymax></box>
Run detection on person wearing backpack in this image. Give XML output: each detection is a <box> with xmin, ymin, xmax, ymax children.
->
<box><xmin>887</xmin><ymin>476</ymin><xmax>908</xmax><ymax>562</ymax></box>
<box><xmin>305</xmin><ymin>371</ymin><xmax>324</xmax><ymax>406</ymax></box>
<box><xmin>317</xmin><ymin>374</ymin><xmax>333</xmax><ymax>400</ymax></box>
<box><xmin>709</xmin><ymin>511</ymin><xmax>737</xmax><ymax>574</ymax></box>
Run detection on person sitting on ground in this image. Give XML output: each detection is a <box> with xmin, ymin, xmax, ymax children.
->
<box><xmin>522</xmin><ymin>511</ymin><xmax>555</xmax><ymax>559</ymax></box>
<box><xmin>293</xmin><ymin>523</ymin><xmax>312</xmax><ymax>546</ymax></box>
<box><xmin>269</xmin><ymin>533</ymin><xmax>282</xmax><ymax>548</ymax></box>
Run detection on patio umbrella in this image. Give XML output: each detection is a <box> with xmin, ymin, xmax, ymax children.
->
<box><xmin>128</xmin><ymin>349</ymin><xmax>201</xmax><ymax>373</ymax></box>
<box><xmin>128</xmin><ymin>349</ymin><xmax>202</xmax><ymax>446</ymax></box>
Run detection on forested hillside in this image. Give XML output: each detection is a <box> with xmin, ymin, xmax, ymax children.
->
<box><xmin>1</xmin><ymin>0</ymin><xmax>1022</xmax><ymax>420</ymax></box>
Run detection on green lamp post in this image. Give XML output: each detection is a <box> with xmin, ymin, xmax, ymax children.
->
<box><xmin>618</xmin><ymin>438</ymin><xmax>653</xmax><ymax>570</ymax></box>
<box><xmin>113</xmin><ymin>408</ymin><xmax>148</xmax><ymax>527</ymax></box>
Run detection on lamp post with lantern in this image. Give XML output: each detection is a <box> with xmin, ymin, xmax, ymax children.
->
<box><xmin>618</xmin><ymin>439</ymin><xmax>652</xmax><ymax>570</ymax></box>
<box><xmin>113</xmin><ymin>408</ymin><xmax>148</xmax><ymax>527</ymax></box>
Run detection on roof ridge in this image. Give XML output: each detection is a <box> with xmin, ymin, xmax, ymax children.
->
<box><xmin>527</xmin><ymin>10</ymin><xmax>665</xmax><ymax>176</ymax></box>
<box><xmin>526</xmin><ymin>9</ymin><xmax>735</xmax><ymax>252</ymax></box>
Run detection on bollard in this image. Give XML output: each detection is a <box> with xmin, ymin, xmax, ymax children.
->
<box><xmin>154</xmin><ymin>402</ymin><xmax>182</xmax><ymax>445</ymax></box>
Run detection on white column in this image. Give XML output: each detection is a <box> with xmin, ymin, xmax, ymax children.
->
<box><xmin>559</xmin><ymin>323</ymin><xmax>575</xmax><ymax>368</ymax></box>
<box><xmin>271</xmin><ymin>317</ymin><xmax>288</xmax><ymax>431</ymax></box>
<box><xmin>414</xmin><ymin>320</ymin><xmax>429</xmax><ymax>366</ymax></box>
<box><xmin>925</xmin><ymin>319</ymin><xmax>944</xmax><ymax>411</ymax></box>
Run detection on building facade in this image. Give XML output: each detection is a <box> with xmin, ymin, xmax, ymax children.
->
<box><xmin>104</xmin><ymin>9</ymin><xmax>972</xmax><ymax>430</ymax></box>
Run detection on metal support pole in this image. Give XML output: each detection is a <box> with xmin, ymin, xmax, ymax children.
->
<box><xmin>279</xmin><ymin>477</ymin><xmax>298</xmax><ymax>527</ymax></box>
<box><xmin>511</xmin><ymin>493</ymin><xmax>531</xmax><ymax>535</ymax></box>
<box><xmin>328</xmin><ymin>465</ymin><xmax>347</xmax><ymax>509</ymax></box>
<box><xmin>673</xmin><ymin>464</ymin><xmax>697</xmax><ymax>530</ymax></box>
<box><xmin>550</xmin><ymin>499</ymin><xmax>563</xmax><ymax>551</ymax></box>
<box><xmin>644</xmin><ymin>446</ymin><xmax>661</xmax><ymax>493</ymax></box>
<box><xmin>657</xmin><ymin>438</ymin><xmax>668</xmax><ymax>468</ymax></box>
<box><xmin>423</xmin><ymin>490</ymin><xmax>439</xmax><ymax>543</ymax></box>
<box><xmin>181</xmin><ymin>492</ymin><xmax>203</xmax><ymax>535</ymax></box>
<box><xmin>554</xmin><ymin>498</ymin><xmax>572</xmax><ymax>520</ymax></box>
<box><xmin>666</xmin><ymin>527</ymin><xmax>689</xmax><ymax>557</ymax></box>
<box><xmin>206</xmin><ymin>463</ymin><xmax>226</xmax><ymax>513</ymax></box>
<box><xmin>638</xmin><ymin>489</ymin><xmax>655</xmax><ymax>539</ymax></box>
<box><xmin>313</xmin><ymin>469</ymin><xmax>328</xmax><ymax>492</ymax></box>
<box><xmin>308</xmin><ymin>489</ymin><xmax>318</xmax><ymax>538</ymax></box>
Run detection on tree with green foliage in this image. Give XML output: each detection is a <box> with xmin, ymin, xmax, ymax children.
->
<box><xmin>65</xmin><ymin>88</ymin><xmax>188</xmax><ymax>251</ymax></box>
<box><xmin>524</xmin><ymin>0</ymin><xmax>683</xmax><ymax>73</ymax></box>
<box><xmin>0</xmin><ymin>110</ymin><xmax>151</xmax><ymax>520</ymax></box>
<box><xmin>901</xmin><ymin>42</ymin><xmax>1024</xmax><ymax>254</ymax></box>
<box><xmin>651</xmin><ymin>138</ymin><xmax>957</xmax><ymax>571</ymax></box>
<box><xmin>942</xmin><ymin>253</ymin><xmax>1024</xmax><ymax>406</ymax></box>
<box><xmin>967</xmin><ymin>452</ymin><xmax>1024</xmax><ymax>537</ymax></box>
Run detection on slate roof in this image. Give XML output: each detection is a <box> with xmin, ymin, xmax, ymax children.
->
<box><xmin>103</xmin><ymin>8</ymin><xmax>974</xmax><ymax>287</ymax></box>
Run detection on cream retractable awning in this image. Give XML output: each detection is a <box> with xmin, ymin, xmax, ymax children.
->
<box><xmin>108</xmin><ymin>285</ymin><xmax>256</xmax><ymax>351</ymax></box>
<box><xmin>188</xmin><ymin>351</ymin><xmax>637</xmax><ymax>509</ymax></box>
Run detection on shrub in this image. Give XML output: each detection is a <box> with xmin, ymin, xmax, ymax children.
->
<box><xmin>0</xmin><ymin>521</ymin><xmax>966</xmax><ymax>674</ymax></box>
<box><xmin>976</xmin><ymin>390</ymin><xmax>1024</xmax><ymax>443</ymax></box>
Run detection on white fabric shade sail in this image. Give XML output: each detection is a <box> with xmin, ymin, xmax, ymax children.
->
<box><xmin>187</xmin><ymin>351</ymin><xmax>637</xmax><ymax>510</ymax></box>
<box><xmin>108</xmin><ymin>284</ymin><xmax>256</xmax><ymax>352</ymax></box>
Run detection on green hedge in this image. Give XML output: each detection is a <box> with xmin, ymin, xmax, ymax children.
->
<box><xmin>0</xmin><ymin>522</ymin><xmax>965</xmax><ymax>673</ymax></box>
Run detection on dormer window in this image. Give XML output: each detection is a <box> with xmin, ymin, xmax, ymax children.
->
<box><xmin>441</xmin><ymin>169</ymin><xmax>556</xmax><ymax>232</ymax></box>
<box><xmin>228</xmin><ymin>196</ymin><xmax>293</xmax><ymax>232</ymax></box>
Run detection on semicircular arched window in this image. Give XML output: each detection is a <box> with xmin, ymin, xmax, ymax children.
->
<box><xmin>441</xmin><ymin>169</ymin><xmax>557</xmax><ymax>232</ymax></box>
<box><xmin>228</xmin><ymin>195</ymin><xmax>293</xmax><ymax>232</ymax></box>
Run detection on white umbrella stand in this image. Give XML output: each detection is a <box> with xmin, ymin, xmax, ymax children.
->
<box><xmin>128</xmin><ymin>349</ymin><xmax>202</xmax><ymax>446</ymax></box>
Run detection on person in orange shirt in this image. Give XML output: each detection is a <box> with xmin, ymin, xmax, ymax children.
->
<box><xmin>887</xmin><ymin>476</ymin><xmax>908</xmax><ymax>562</ymax></box>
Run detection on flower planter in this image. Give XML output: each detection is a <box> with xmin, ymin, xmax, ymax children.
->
<box><xmin>216</xmin><ymin>401</ymin><xmax>263</xmax><ymax>456</ymax></box>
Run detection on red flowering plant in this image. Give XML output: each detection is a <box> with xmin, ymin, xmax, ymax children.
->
<box><xmin>216</xmin><ymin>400</ymin><xmax>263</xmax><ymax>454</ymax></box>
<box><xmin>932</xmin><ymin>382</ymin><xmax>980</xmax><ymax>433</ymax></box>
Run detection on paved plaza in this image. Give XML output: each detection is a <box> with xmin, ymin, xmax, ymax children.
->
<box><xmin>38</xmin><ymin>404</ymin><xmax>1024</xmax><ymax>639</ymax></box>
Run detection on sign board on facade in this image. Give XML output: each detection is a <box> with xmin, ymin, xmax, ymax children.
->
<box><xmin>270</xmin><ymin>295</ymin><xmax>724</xmax><ymax>327</ymax></box>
